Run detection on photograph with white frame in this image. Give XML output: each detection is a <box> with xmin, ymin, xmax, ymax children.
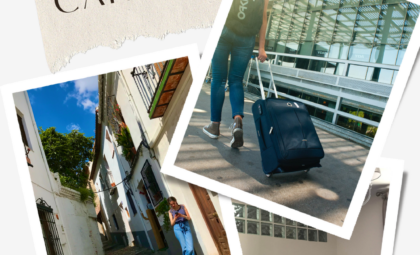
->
<box><xmin>221</xmin><ymin>157</ymin><xmax>404</xmax><ymax>255</ymax></box>
<box><xmin>161</xmin><ymin>0</ymin><xmax>420</xmax><ymax>239</ymax></box>
<box><xmin>0</xmin><ymin>45</ymin><xmax>233</xmax><ymax>255</ymax></box>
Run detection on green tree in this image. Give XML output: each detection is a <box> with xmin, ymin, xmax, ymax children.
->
<box><xmin>39</xmin><ymin>127</ymin><xmax>94</xmax><ymax>189</ymax></box>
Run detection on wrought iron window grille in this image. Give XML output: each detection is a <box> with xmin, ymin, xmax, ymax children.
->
<box><xmin>131</xmin><ymin>64</ymin><xmax>163</xmax><ymax>113</ymax></box>
<box><xmin>140</xmin><ymin>160</ymin><xmax>163</xmax><ymax>207</ymax></box>
<box><xmin>36</xmin><ymin>198</ymin><xmax>64</xmax><ymax>255</ymax></box>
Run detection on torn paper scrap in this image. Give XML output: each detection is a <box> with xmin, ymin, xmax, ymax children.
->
<box><xmin>34</xmin><ymin>0</ymin><xmax>222</xmax><ymax>73</ymax></box>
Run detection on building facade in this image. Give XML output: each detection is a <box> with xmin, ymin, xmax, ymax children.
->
<box><xmin>13</xmin><ymin>91</ymin><xmax>104</xmax><ymax>255</ymax></box>
<box><xmin>244</xmin><ymin>0</ymin><xmax>419</xmax><ymax>147</ymax></box>
<box><xmin>90</xmin><ymin>59</ymin><xmax>231</xmax><ymax>255</ymax></box>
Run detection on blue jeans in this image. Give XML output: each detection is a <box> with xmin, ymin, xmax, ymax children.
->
<box><xmin>173</xmin><ymin>221</ymin><xmax>195</xmax><ymax>255</ymax></box>
<box><xmin>210</xmin><ymin>26</ymin><xmax>256</xmax><ymax>122</ymax></box>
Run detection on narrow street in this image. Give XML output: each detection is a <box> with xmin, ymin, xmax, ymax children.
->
<box><xmin>103</xmin><ymin>240</ymin><xmax>167</xmax><ymax>255</ymax></box>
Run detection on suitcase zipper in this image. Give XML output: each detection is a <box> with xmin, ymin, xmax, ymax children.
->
<box><xmin>293</xmin><ymin>108</ymin><xmax>307</xmax><ymax>148</ymax></box>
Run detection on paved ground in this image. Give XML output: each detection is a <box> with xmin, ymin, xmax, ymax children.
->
<box><xmin>175</xmin><ymin>83</ymin><xmax>368</xmax><ymax>226</ymax></box>
<box><xmin>103</xmin><ymin>241</ymin><xmax>167</xmax><ymax>255</ymax></box>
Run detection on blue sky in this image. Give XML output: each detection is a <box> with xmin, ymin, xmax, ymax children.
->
<box><xmin>27</xmin><ymin>76</ymin><xmax>98</xmax><ymax>138</ymax></box>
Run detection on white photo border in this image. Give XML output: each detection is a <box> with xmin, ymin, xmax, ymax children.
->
<box><xmin>220</xmin><ymin>157</ymin><xmax>404</xmax><ymax>254</ymax></box>
<box><xmin>160</xmin><ymin>0</ymin><xmax>420</xmax><ymax>239</ymax></box>
<box><xmin>0</xmin><ymin>45</ymin><xmax>202</xmax><ymax>255</ymax></box>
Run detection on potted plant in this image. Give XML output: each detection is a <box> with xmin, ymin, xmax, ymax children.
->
<box><xmin>115</xmin><ymin>126</ymin><xmax>136</xmax><ymax>162</ymax></box>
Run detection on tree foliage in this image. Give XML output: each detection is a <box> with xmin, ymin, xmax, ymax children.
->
<box><xmin>39</xmin><ymin>127</ymin><xmax>94</xmax><ymax>189</ymax></box>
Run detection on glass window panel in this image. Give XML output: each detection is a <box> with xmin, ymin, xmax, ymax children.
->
<box><xmin>298</xmin><ymin>228</ymin><xmax>308</xmax><ymax>240</ymax></box>
<box><xmin>265</xmin><ymin>39</ymin><xmax>277</xmax><ymax>51</ymax></box>
<box><xmin>286</xmin><ymin>226</ymin><xmax>297</xmax><ymax>239</ymax></box>
<box><xmin>308</xmin><ymin>229</ymin><xmax>318</xmax><ymax>241</ymax></box>
<box><xmin>353</xmin><ymin>5</ymin><xmax>381</xmax><ymax>43</ymax></box>
<box><xmin>247</xmin><ymin>206</ymin><xmax>259</xmax><ymax>220</ymax></box>
<box><xmin>309</xmin><ymin>60</ymin><xmax>327</xmax><ymax>72</ymax></box>
<box><xmin>392</xmin><ymin>70</ymin><xmax>398</xmax><ymax>85</ymax></box>
<box><xmin>396</xmin><ymin>44</ymin><xmax>406</xmax><ymax>66</ymax></box>
<box><xmin>285</xmin><ymin>218</ymin><xmax>296</xmax><ymax>226</ymax></box>
<box><xmin>274</xmin><ymin>225</ymin><xmax>286</xmax><ymax>238</ymax></box>
<box><xmin>296</xmin><ymin>0</ymin><xmax>309</xmax><ymax>11</ymax></box>
<box><xmin>335</xmin><ymin>63</ymin><xmax>346</xmax><ymax>75</ymax></box>
<box><xmin>323</xmin><ymin>0</ymin><xmax>340</xmax><ymax>9</ymax></box>
<box><xmin>308</xmin><ymin>0</ymin><xmax>323</xmax><ymax>10</ymax></box>
<box><xmin>337</xmin><ymin>116</ymin><xmax>356</xmax><ymax>131</ymax></box>
<box><xmin>319</xmin><ymin>231</ymin><xmax>328</xmax><ymax>242</ymax></box>
<box><xmin>261</xmin><ymin>223</ymin><xmax>273</xmax><ymax>236</ymax></box>
<box><xmin>301</xmin><ymin>11</ymin><xmax>321</xmax><ymax>41</ymax></box>
<box><xmin>261</xmin><ymin>210</ymin><xmax>272</xmax><ymax>222</ymax></box>
<box><xmin>298</xmin><ymin>41</ymin><xmax>314</xmax><ymax>55</ymax></box>
<box><xmin>289</xmin><ymin>89</ymin><xmax>302</xmax><ymax>98</ymax></box>
<box><xmin>367</xmin><ymin>67</ymin><xmax>394</xmax><ymax>84</ymax></box>
<box><xmin>279</xmin><ymin>0</ymin><xmax>297</xmax><ymax>40</ymax></box>
<box><xmin>285</xmin><ymin>41</ymin><xmax>300</xmax><ymax>54</ymax></box>
<box><xmin>297</xmin><ymin>222</ymin><xmax>306</xmax><ymax>227</ymax></box>
<box><xmin>329</xmin><ymin>43</ymin><xmax>349</xmax><ymax>59</ymax></box>
<box><xmin>342</xmin><ymin>98</ymin><xmax>384</xmax><ymax>115</ymax></box>
<box><xmin>348</xmin><ymin>44</ymin><xmax>372</xmax><ymax>62</ymax></box>
<box><xmin>401</xmin><ymin>3</ymin><xmax>420</xmax><ymax>44</ymax></box>
<box><xmin>296</xmin><ymin>58</ymin><xmax>311</xmax><ymax>69</ymax></box>
<box><xmin>267</xmin><ymin>5</ymin><xmax>284</xmax><ymax>40</ymax></box>
<box><xmin>312</xmin><ymin>42</ymin><xmax>330</xmax><ymax>57</ymax></box>
<box><xmin>276</xmin><ymin>85</ymin><xmax>289</xmax><ymax>94</ymax></box>
<box><xmin>303</xmin><ymin>93</ymin><xmax>319</xmax><ymax>103</ymax></box>
<box><xmin>341</xmin><ymin>0</ymin><xmax>361</xmax><ymax>8</ymax></box>
<box><xmin>282</xmin><ymin>56</ymin><xmax>296</xmax><ymax>67</ymax></box>
<box><xmin>334</xmin><ymin>8</ymin><xmax>357</xmax><ymax>43</ymax></box>
<box><xmin>236</xmin><ymin>219</ymin><xmax>245</xmax><ymax>233</ymax></box>
<box><xmin>233</xmin><ymin>203</ymin><xmax>245</xmax><ymax>218</ymax></box>
<box><xmin>340</xmin><ymin>104</ymin><xmax>359</xmax><ymax>115</ymax></box>
<box><xmin>276</xmin><ymin>41</ymin><xmax>287</xmax><ymax>53</ymax></box>
<box><xmin>375</xmin><ymin>4</ymin><xmax>406</xmax><ymax>44</ymax></box>
<box><xmin>347</xmin><ymin>64</ymin><xmax>368</xmax><ymax>79</ymax></box>
<box><xmin>273</xmin><ymin>214</ymin><xmax>285</xmax><ymax>224</ymax></box>
<box><xmin>306</xmin><ymin>104</ymin><xmax>316</xmax><ymax>116</ymax></box>
<box><xmin>318</xmin><ymin>97</ymin><xmax>337</xmax><ymax>109</ymax></box>
<box><xmin>370</xmin><ymin>44</ymin><xmax>399</xmax><ymax>65</ymax></box>
<box><xmin>316</xmin><ymin>9</ymin><xmax>338</xmax><ymax>41</ymax></box>
<box><xmin>247</xmin><ymin>221</ymin><xmax>260</xmax><ymax>235</ymax></box>
<box><xmin>324</xmin><ymin>62</ymin><xmax>337</xmax><ymax>74</ymax></box>
<box><xmin>289</xmin><ymin>12</ymin><xmax>307</xmax><ymax>41</ymax></box>
<box><xmin>314</xmin><ymin>108</ymin><xmax>334</xmax><ymax>122</ymax></box>
<box><xmin>360</xmin><ymin>0</ymin><xmax>382</xmax><ymax>6</ymax></box>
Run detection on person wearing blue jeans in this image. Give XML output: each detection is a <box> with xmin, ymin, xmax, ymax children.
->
<box><xmin>203</xmin><ymin>0</ymin><xmax>269</xmax><ymax>148</ymax></box>
<box><xmin>168</xmin><ymin>197</ymin><xmax>194</xmax><ymax>255</ymax></box>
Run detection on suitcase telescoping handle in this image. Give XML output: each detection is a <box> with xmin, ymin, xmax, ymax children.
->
<box><xmin>254</xmin><ymin>56</ymin><xmax>279</xmax><ymax>100</ymax></box>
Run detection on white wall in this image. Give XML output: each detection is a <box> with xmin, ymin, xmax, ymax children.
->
<box><xmin>56</xmin><ymin>187</ymin><xmax>104</xmax><ymax>255</ymax></box>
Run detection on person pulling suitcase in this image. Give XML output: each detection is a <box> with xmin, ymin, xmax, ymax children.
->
<box><xmin>203</xmin><ymin>0</ymin><xmax>269</xmax><ymax>148</ymax></box>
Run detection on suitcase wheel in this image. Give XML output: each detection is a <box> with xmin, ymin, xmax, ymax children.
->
<box><xmin>304</xmin><ymin>169</ymin><xmax>310</xmax><ymax>173</ymax></box>
<box><xmin>265</xmin><ymin>173</ymin><xmax>273</xmax><ymax>178</ymax></box>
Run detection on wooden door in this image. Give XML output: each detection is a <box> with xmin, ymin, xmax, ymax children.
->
<box><xmin>189</xmin><ymin>184</ymin><xmax>231</xmax><ymax>255</ymax></box>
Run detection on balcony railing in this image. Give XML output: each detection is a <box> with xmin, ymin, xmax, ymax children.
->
<box><xmin>131</xmin><ymin>63</ymin><xmax>165</xmax><ymax>113</ymax></box>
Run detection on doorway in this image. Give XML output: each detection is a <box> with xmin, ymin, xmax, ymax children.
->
<box><xmin>189</xmin><ymin>184</ymin><xmax>231</xmax><ymax>255</ymax></box>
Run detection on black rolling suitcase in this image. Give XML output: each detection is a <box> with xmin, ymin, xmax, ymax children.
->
<box><xmin>251</xmin><ymin>57</ymin><xmax>324</xmax><ymax>177</ymax></box>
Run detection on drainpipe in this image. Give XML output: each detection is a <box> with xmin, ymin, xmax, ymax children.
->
<box><xmin>24</xmin><ymin>92</ymin><xmax>73</xmax><ymax>255</ymax></box>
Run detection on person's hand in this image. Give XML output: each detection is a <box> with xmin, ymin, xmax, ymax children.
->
<box><xmin>258</xmin><ymin>49</ymin><xmax>268</xmax><ymax>63</ymax></box>
<box><xmin>178</xmin><ymin>214</ymin><xmax>186</xmax><ymax>218</ymax></box>
<box><xmin>174</xmin><ymin>213</ymin><xmax>181</xmax><ymax>220</ymax></box>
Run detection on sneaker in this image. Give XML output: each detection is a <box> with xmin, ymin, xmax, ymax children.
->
<box><xmin>230</xmin><ymin>117</ymin><xmax>243</xmax><ymax>148</ymax></box>
<box><xmin>203</xmin><ymin>122</ymin><xmax>220</xmax><ymax>139</ymax></box>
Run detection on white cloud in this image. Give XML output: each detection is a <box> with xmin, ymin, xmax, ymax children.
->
<box><xmin>64</xmin><ymin>76</ymin><xmax>98</xmax><ymax>114</ymax></box>
<box><xmin>66</xmin><ymin>123</ymin><xmax>80</xmax><ymax>132</ymax></box>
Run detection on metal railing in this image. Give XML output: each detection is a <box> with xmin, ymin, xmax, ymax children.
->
<box><xmin>131</xmin><ymin>63</ymin><xmax>166</xmax><ymax>113</ymax></box>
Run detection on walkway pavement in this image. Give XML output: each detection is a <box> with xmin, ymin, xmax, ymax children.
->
<box><xmin>175</xmin><ymin>83</ymin><xmax>369</xmax><ymax>226</ymax></box>
<box><xmin>103</xmin><ymin>240</ymin><xmax>167</xmax><ymax>255</ymax></box>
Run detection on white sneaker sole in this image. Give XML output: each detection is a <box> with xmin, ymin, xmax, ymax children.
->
<box><xmin>203</xmin><ymin>127</ymin><xmax>220</xmax><ymax>139</ymax></box>
<box><xmin>230</xmin><ymin>128</ymin><xmax>243</xmax><ymax>148</ymax></box>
